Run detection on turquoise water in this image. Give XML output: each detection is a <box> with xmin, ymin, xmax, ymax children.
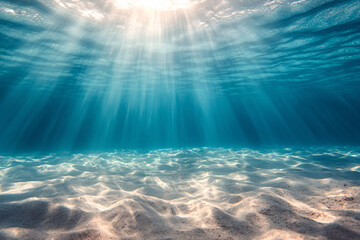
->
<box><xmin>0</xmin><ymin>2</ymin><xmax>360</xmax><ymax>239</ymax></box>
<box><xmin>0</xmin><ymin>0</ymin><xmax>359</xmax><ymax>151</ymax></box>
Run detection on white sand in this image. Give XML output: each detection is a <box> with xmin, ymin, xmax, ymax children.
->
<box><xmin>0</xmin><ymin>148</ymin><xmax>359</xmax><ymax>240</ymax></box>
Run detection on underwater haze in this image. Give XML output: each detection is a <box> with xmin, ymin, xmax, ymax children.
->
<box><xmin>1</xmin><ymin>0</ymin><xmax>360</xmax><ymax>240</ymax></box>
<box><xmin>0</xmin><ymin>0</ymin><xmax>360</xmax><ymax>151</ymax></box>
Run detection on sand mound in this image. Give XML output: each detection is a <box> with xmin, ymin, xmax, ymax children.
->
<box><xmin>0</xmin><ymin>148</ymin><xmax>359</xmax><ymax>239</ymax></box>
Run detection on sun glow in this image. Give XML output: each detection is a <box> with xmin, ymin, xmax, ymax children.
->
<box><xmin>114</xmin><ymin>0</ymin><xmax>194</xmax><ymax>10</ymax></box>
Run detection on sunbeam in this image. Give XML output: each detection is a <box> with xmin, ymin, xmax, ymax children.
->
<box><xmin>0</xmin><ymin>0</ymin><xmax>360</xmax><ymax>239</ymax></box>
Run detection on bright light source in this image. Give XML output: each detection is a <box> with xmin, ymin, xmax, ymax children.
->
<box><xmin>114</xmin><ymin>0</ymin><xmax>194</xmax><ymax>11</ymax></box>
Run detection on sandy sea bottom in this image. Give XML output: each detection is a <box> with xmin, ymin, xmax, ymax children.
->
<box><xmin>0</xmin><ymin>148</ymin><xmax>359</xmax><ymax>240</ymax></box>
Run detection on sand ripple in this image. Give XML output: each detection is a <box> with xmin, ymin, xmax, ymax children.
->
<box><xmin>0</xmin><ymin>147</ymin><xmax>359</xmax><ymax>239</ymax></box>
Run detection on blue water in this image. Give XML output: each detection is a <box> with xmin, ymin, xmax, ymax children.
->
<box><xmin>0</xmin><ymin>0</ymin><xmax>360</xmax><ymax>152</ymax></box>
<box><xmin>1</xmin><ymin>2</ymin><xmax>360</xmax><ymax>239</ymax></box>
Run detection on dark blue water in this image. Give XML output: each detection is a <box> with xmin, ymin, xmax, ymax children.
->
<box><xmin>0</xmin><ymin>0</ymin><xmax>360</xmax><ymax>152</ymax></box>
<box><xmin>1</xmin><ymin>2</ymin><xmax>360</xmax><ymax>239</ymax></box>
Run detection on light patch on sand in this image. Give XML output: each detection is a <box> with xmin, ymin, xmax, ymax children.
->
<box><xmin>257</xmin><ymin>229</ymin><xmax>308</xmax><ymax>240</ymax></box>
<box><xmin>0</xmin><ymin>147</ymin><xmax>359</xmax><ymax>239</ymax></box>
<box><xmin>1</xmin><ymin>181</ymin><xmax>45</xmax><ymax>194</ymax></box>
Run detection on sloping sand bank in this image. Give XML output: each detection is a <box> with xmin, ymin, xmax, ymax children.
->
<box><xmin>0</xmin><ymin>148</ymin><xmax>359</xmax><ymax>240</ymax></box>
